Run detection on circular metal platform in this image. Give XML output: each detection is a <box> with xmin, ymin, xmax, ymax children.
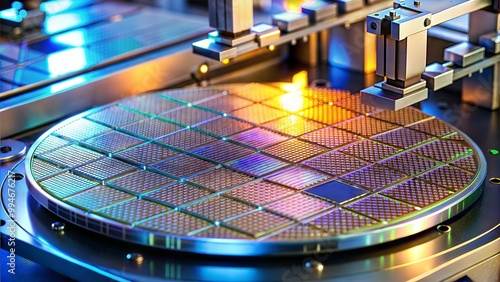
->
<box><xmin>25</xmin><ymin>83</ymin><xmax>486</xmax><ymax>256</ymax></box>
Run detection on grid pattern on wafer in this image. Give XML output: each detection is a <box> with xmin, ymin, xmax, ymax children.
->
<box><xmin>26</xmin><ymin>83</ymin><xmax>482</xmax><ymax>251</ymax></box>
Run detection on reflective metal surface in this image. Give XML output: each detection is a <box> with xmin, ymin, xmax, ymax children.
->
<box><xmin>23</xmin><ymin>83</ymin><xmax>486</xmax><ymax>256</ymax></box>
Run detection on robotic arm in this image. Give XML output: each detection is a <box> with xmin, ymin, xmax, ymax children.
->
<box><xmin>361</xmin><ymin>0</ymin><xmax>499</xmax><ymax>110</ymax></box>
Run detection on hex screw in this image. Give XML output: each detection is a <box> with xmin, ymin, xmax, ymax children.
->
<box><xmin>51</xmin><ymin>222</ymin><xmax>65</xmax><ymax>231</ymax></box>
<box><xmin>436</xmin><ymin>224</ymin><xmax>451</xmax><ymax>233</ymax></box>
<box><xmin>304</xmin><ymin>260</ymin><xmax>323</xmax><ymax>271</ymax></box>
<box><xmin>126</xmin><ymin>253</ymin><xmax>144</xmax><ymax>264</ymax></box>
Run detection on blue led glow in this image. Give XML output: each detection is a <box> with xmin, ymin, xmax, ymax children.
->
<box><xmin>40</xmin><ymin>0</ymin><xmax>72</xmax><ymax>14</ymax></box>
<box><xmin>328</xmin><ymin>36</ymin><xmax>354</xmax><ymax>70</ymax></box>
<box><xmin>0</xmin><ymin>9</ymin><xmax>22</xmax><ymax>22</ymax></box>
<box><xmin>40</xmin><ymin>0</ymin><xmax>95</xmax><ymax>15</ymax></box>
<box><xmin>12</xmin><ymin>1</ymin><xmax>23</xmax><ymax>10</ymax></box>
<box><xmin>53</xmin><ymin>30</ymin><xmax>88</xmax><ymax>47</ymax></box>
<box><xmin>44</xmin><ymin>12</ymin><xmax>83</xmax><ymax>34</ymax></box>
<box><xmin>0</xmin><ymin>5</ymin><xmax>27</xmax><ymax>23</ymax></box>
<box><xmin>46</xmin><ymin>47</ymin><xmax>88</xmax><ymax>77</ymax></box>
